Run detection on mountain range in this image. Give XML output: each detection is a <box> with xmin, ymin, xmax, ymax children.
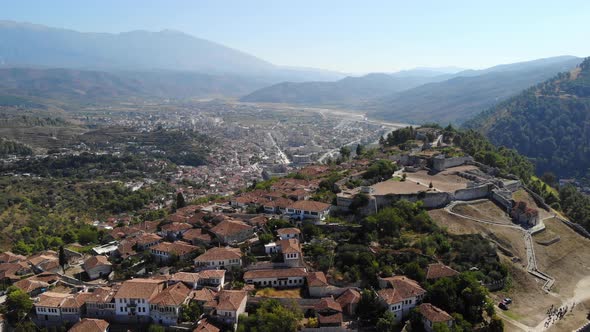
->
<box><xmin>465</xmin><ymin>57</ymin><xmax>590</xmax><ymax>178</ymax></box>
<box><xmin>0</xmin><ymin>20</ymin><xmax>344</xmax><ymax>82</ymax></box>
<box><xmin>243</xmin><ymin>56</ymin><xmax>582</xmax><ymax>124</ymax></box>
<box><xmin>240</xmin><ymin>71</ymin><xmax>455</xmax><ymax>105</ymax></box>
<box><xmin>0</xmin><ymin>67</ymin><xmax>276</xmax><ymax>106</ymax></box>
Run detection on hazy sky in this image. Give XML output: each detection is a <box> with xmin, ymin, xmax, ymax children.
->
<box><xmin>4</xmin><ymin>0</ymin><xmax>590</xmax><ymax>73</ymax></box>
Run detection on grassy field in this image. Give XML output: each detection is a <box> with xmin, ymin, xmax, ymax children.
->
<box><xmin>254</xmin><ymin>288</ymin><xmax>302</xmax><ymax>298</ymax></box>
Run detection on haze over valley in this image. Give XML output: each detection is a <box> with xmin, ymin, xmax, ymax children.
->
<box><xmin>1</xmin><ymin>2</ymin><xmax>590</xmax><ymax>332</ymax></box>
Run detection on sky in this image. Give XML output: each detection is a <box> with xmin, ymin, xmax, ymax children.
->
<box><xmin>3</xmin><ymin>0</ymin><xmax>590</xmax><ymax>73</ymax></box>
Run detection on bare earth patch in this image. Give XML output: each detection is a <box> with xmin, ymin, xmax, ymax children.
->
<box><xmin>429</xmin><ymin>205</ymin><xmax>590</xmax><ymax>331</ymax></box>
<box><xmin>451</xmin><ymin>200</ymin><xmax>513</xmax><ymax>225</ymax></box>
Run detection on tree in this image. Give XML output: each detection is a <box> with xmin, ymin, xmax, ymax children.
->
<box><xmin>6</xmin><ymin>286</ymin><xmax>33</xmax><ymax>322</ymax></box>
<box><xmin>180</xmin><ymin>301</ymin><xmax>203</xmax><ymax>322</ymax></box>
<box><xmin>58</xmin><ymin>245</ymin><xmax>67</xmax><ymax>272</ymax></box>
<box><xmin>376</xmin><ymin>311</ymin><xmax>397</xmax><ymax>331</ymax></box>
<box><xmin>357</xmin><ymin>290</ymin><xmax>386</xmax><ymax>326</ymax></box>
<box><xmin>356</xmin><ymin>144</ymin><xmax>364</xmax><ymax>157</ymax></box>
<box><xmin>433</xmin><ymin>322</ymin><xmax>452</xmax><ymax>332</ymax></box>
<box><xmin>238</xmin><ymin>299</ymin><xmax>302</xmax><ymax>332</ymax></box>
<box><xmin>340</xmin><ymin>146</ymin><xmax>351</xmax><ymax>160</ymax></box>
<box><xmin>176</xmin><ymin>192</ymin><xmax>186</xmax><ymax>209</ymax></box>
<box><xmin>259</xmin><ymin>233</ymin><xmax>274</xmax><ymax>245</ymax></box>
<box><xmin>487</xmin><ymin>315</ymin><xmax>504</xmax><ymax>332</ymax></box>
<box><xmin>148</xmin><ymin>325</ymin><xmax>165</xmax><ymax>332</ymax></box>
<box><xmin>429</xmin><ymin>181</ymin><xmax>434</xmax><ymax>189</ymax></box>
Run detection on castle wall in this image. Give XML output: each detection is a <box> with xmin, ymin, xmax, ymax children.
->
<box><xmin>454</xmin><ymin>184</ymin><xmax>491</xmax><ymax>201</ymax></box>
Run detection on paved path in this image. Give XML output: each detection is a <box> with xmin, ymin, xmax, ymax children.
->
<box><xmin>445</xmin><ymin>200</ymin><xmax>555</xmax><ymax>292</ymax></box>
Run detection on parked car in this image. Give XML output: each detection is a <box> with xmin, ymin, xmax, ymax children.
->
<box><xmin>503</xmin><ymin>298</ymin><xmax>513</xmax><ymax>304</ymax></box>
<box><xmin>498</xmin><ymin>302</ymin><xmax>509</xmax><ymax>310</ymax></box>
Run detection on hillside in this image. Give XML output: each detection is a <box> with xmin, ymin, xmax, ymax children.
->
<box><xmin>366</xmin><ymin>56</ymin><xmax>581</xmax><ymax>124</ymax></box>
<box><xmin>240</xmin><ymin>72</ymin><xmax>451</xmax><ymax>105</ymax></box>
<box><xmin>0</xmin><ymin>20</ymin><xmax>344</xmax><ymax>82</ymax></box>
<box><xmin>466</xmin><ymin>57</ymin><xmax>590</xmax><ymax>179</ymax></box>
<box><xmin>0</xmin><ymin>67</ymin><xmax>271</xmax><ymax>104</ymax></box>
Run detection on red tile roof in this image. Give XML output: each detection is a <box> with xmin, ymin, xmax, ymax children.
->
<box><xmin>419</xmin><ymin>303</ymin><xmax>453</xmax><ymax>323</ymax></box>
<box><xmin>83</xmin><ymin>256</ymin><xmax>111</xmax><ymax>271</ymax></box>
<box><xmin>336</xmin><ymin>288</ymin><xmax>361</xmax><ymax>307</ymax></box>
<box><xmin>276</xmin><ymin>227</ymin><xmax>301</xmax><ymax>236</ymax></box>
<box><xmin>161</xmin><ymin>222</ymin><xmax>193</xmax><ymax>233</ymax></box>
<box><xmin>215</xmin><ymin>290</ymin><xmax>247</xmax><ymax>311</ymax></box>
<box><xmin>278</xmin><ymin>239</ymin><xmax>301</xmax><ymax>254</ymax></box>
<box><xmin>69</xmin><ymin>318</ymin><xmax>109</xmax><ymax>332</ymax></box>
<box><xmin>195</xmin><ymin>247</ymin><xmax>242</xmax><ymax>262</ymax></box>
<box><xmin>194</xmin><ymin>319</ymin><xmax>221</xmax><ymax>332</ymax></box>
<box><xmin>287</xmin><ymin>200</ymin><xmax>331</xmax><ymax>212</ymax></box>
<box><xmin>426</xmin><ymin>263</ymin><xmax>459</xmax><ymax>280</ymax></box>
<box><xmin>183</xmin><ymin>228</ymin><xmax>212</xmax><ymax>243</ymax></box>
<box><xmin>210</xmin><ymin>219</ymin><xmax>253</xmax><ymax>237</ymax></box>
<box><xmin>114</xmin><ymin>279</ymin><xmax>165</xmax><ymax>299</ymax></box>
<box><xmin>151</xmin><ymin>241</ymin><xmax>200</xmax><ymax>256</ymax></box>
<box><xmin>244</xmin><ymin>268</ymin><xmax>307</xmax><ymax>279</ymax></box>
<box><xmin>315</xmin><ymin>297</ymin><xmax>342</xmax><ymax>312</ymax></box>
<box><xmin>150</xmin><ymin>282</ymin><xmax>191</xmax><ymax>306</ymax></box>
<box><xmin>306</xmin><ymin>271</ymin><xmax>328</xmax><ymax>287</ymax></box>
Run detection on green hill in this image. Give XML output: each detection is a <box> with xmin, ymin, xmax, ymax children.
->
<box><xmin>366</xmin><ymin>56</ymin><xmax>581</xmax><ymax>124</ymax></box>
<box><xmin>465</xmin><ymin>57</ymin><xmax>590</xmax><ymax>179</ymax></box>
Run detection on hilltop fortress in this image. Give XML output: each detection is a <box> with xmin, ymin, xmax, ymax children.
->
<box><xmin>336</xmin><ymin>153</ymin><xmax>532</xmax><ymax>224</ymax></box>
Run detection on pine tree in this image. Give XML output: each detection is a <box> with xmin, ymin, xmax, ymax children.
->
<box><xmin>176</xmin><ymin>192</ymin><xmax>186</xmax><ymax>209</ymax></box>
<box><xmin>58</xmin><ymin>246</ymin><xmax>67</xmax><ymax>272</ymax></box>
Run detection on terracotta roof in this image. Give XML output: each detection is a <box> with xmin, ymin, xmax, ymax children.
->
<box><xmin>198</xmin><ymin>270</ymin><xmax>226</xmax><ymax>279</ymax></box>
<box><xmin>61</xmin><ymin>293</ymin><xmax>91</xmax><ymax>308</ymax></box>
<box><xmin>380</xmin><ymin>275</ymin><xmax>425</xmax><ymax>299</ymax></box>
<box><xmin>278</xmin><ymin>239</ymin><xmax>301</xmax><ymax>254</ymax></box>
<box><xmin>336</xmin><ymin>288</ymin><xmax>361</xmax><ymax>307</ymax></box>
<box><xmin>194</xmin><ymin>319</ymin><xmax>221</xmax><ymax>332</ymax></box>
<box><xmin>114</xmin><ymin>279</ymin><xmax>165</xmax><ymax>299</ymax></box>
<box><xmin>0</xmin><ymin>263</ymin><xmax>26</xmax><ymax>280</ymax></box>
<box><xmin>150</xmin><ymin>282</ymin><xmax>191</xmax><ymax>306</ymax></box>
<box><xmin>247</xmin><ymin>215</ymin><xmax>268</xmax><ymax>226</ymax></box>
<box><xmin>134</xmin><ymin>233</ymin><xmax>163</xmax><ymax>246</ymax></box>
<box><xmin>378</xmin><ymin>276</ymin><xmax>426</xmax><ymax>305</ymax></box>
<box><xmin>276</xmin><ymin>227</ymin><xmax>301</xmax><ymax>236</ymax></box>
<box><xmin>0</xmin><ymin>251</ymin><xmax>26</xmax><ymax>263</ymax></box>
<box><xmin>84</xmin><ymin>286</ymin><xmax>117</xmax><ymax>303</ymax></box>
<box><xmin>307</xmin><ymin>271</ymin><xmax>328</xmax><ymax>287</ymax></box>
<box><xmin>176</xmin><ymin>205</ymin><xmax>200</xmax><ymax>216</ymax></box>
<box><xmin>170</xmin><ymin>272</ymin><xmax>201</xmax><ymax>284</ymax></box>
<box><xmin>183</xmin><ymin>228</ymin><xmax>212</xmax><ymax>242</ymax></box>
<box><xmin>13</xmin><ymin>278</ymin><xmax>49</xmax><ymax>293</ymax></box>
<box><xmin>210</xmin><ymin>219</ymin><xmax>253</xmax><ymax>237</ymax></box>
<box><xmin>191</xmin><ymin>288</ymin><xmax>217</xmax><ymax>303</ymax></box>
<box><xmin>263</xmin><ymin>197</ymin><xmax>294</xmax><ymax>209</ymax></box>
<box><xmin>83</xmin><ymin>256</ymin><xmax>111</xmax><ymax>271</ymax></box>
<box><xmin>287</xmin><ymin>200</ymin><xmax>331</xmax><ymax>212</ymax></box>
<box><xmin>151</xmin><ymin>241</ymin><xmax>200</xmax><ymax>256</ymax></box>
<box><xmin>36</xmin><ymin>292</ymin><xmax>70</xmax><ymax>307</ymax></box>
<box><xmin>215</xmin><ymin>290</ymin><xmax>247</xmax><ymax>311</ymax></box>
<box><xmin>195</xmin><ymin>247</ymin><xmax>242</xmax><ymax>262</ymax></box>
<box><xmin>419</xmin><ymin>303</ymin><xmax>453</xmax><ymax>323</ymax></box>
<box><xmin>161</xmin><ymin>222</ymin><xmax>193</xmax><ymax>233</ymax></box>
<box><xmin>426</xmin><ymin>263</ymin><xmax>459</xmax><ymax>280</ymax></box>
<box><xmin>244</xmin><ymin>268</ymin><xmax>307</xmax><ymax>279</ymax></box>
<box><xmin>317</xmin><ymin>312</ymin><xmax>343</xmax><ymax>325</ymax></box>
<box><xmin>69</xmin><ymin>318</ymin><xmax>109</xmax><ymax>332</ymax></box>
<box><xmin>315</xmin><ymin>297</ymin><xmax>342</xmax><ymax>312</ymax></box>
<box><xmin>116</xmin><ymin>238</ymin><xmax>137</xmax><ymax>259</ymax></box>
